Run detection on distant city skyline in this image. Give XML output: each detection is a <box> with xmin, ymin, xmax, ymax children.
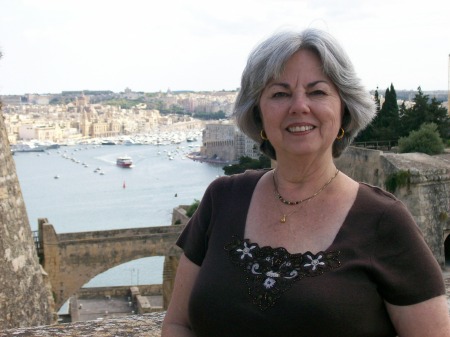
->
<box><xmin>1</xmin><ymin>0</ymin><xmax>450</xmax><ymax>95</ymax></box>
<box><xmin>2</xmin><ymin>87</ymin><xmax>447</xmax><ymax>98</ymax></box>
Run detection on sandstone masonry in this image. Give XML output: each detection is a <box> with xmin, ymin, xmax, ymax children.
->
<box><xmin>0</xmin><ymin>111</ymin><xmax>55</xmax><ymax>329</ymax></box>
<box><xmin>335</xmin><ymin>146</ymin><xmax>450</xmax><ymax>266</ymax></box>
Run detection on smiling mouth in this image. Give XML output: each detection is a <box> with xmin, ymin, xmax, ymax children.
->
<box><xmin>287</xmin><ymin>125</ymin><xmax>315</xmax><ymax>133</ymax></box>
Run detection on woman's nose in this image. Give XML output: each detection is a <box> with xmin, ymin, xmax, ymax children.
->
<box><xmin>288</xmin><ymin>93</ymin><xmax>310</xmax><ymax>115</ymax></box>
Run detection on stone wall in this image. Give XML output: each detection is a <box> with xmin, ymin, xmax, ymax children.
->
<box><xmin>163</xmin><ymin>206</ymin><xmax>188</xmax><ymax>308</ymax></box>
<box><xmin>171</xmin><ymin>205</ymin><xmax>190</xmax><ymax>226</ymax></box>
<box><xmin>0</xmin><ymin>312</ymin><xmax>165</xmax><ymax>337</ymax></box>
<box><xmin>0</xmin><ymin>111</ymin><xmax>55</xmax><ymax>329</ymax></box>
<box><xmin>39</xmin><ymin>221</ymin><xmax>182</xmax><ymax>311</ymax></box>
<box><xmin>335</xmin><ymin>147</ymin><xmax>450</xmax><ymax>266</ymax></box>
<box><xmin>76</xmin><ymin>284</ymin><xmax>162</xmax><ymax>299</ymax></box>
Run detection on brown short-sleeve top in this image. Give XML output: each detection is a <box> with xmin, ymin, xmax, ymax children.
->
<box><xmin>177</xmin><ymin>170</ymin><xmax>445</xmax><ymax>337</ymax></box>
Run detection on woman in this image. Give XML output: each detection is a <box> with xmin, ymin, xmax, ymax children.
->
<box><xmin>162</xmin><ymin>28</ymin><xmax>449</xmax><ymax>336</ymax></box>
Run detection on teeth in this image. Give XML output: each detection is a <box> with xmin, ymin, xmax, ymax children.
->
<box><xmin>288</xmin><ymin>125</ymin><xmax>314</xmax><ymax>132</ymax></box>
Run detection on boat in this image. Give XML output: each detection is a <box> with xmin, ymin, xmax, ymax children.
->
<box><xmin>101</xmin><ymin>139</ymin><xmax>116</xmax><ymax>145</ymax></box>
<box><xmin>10</xmin><ymin>141</ymin><xmax>60</xmax><ymax>153</ymax></box>
<box><xmin>116</xmin><ymin>156</ymin><xmax>133</xmax><ymax>168</ymax></box>
<box><xmin>11</xmin><ymin>143</ymin><xmax>46</xmax><ymax>152</ymax></box>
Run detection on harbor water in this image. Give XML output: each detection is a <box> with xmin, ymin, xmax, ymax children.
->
<box><xmin>13</xmin><ymin>142</ymin><xmax>221</xmax><ymax>291</ymax></box>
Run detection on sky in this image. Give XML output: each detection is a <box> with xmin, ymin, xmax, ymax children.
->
<box><xmin>0</xmin><ymin>0</ymin><xmax>449</xmax><ymax>95</ymax></box>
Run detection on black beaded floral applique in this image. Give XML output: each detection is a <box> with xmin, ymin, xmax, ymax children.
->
<box><xmin>224</xmin><ymin>237</ymin><xmax>341</xmax><ymax>310</ymax></box>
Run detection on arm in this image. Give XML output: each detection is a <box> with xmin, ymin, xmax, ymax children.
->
<box><xmin>386</xmin><ymin>295</ymin><xmax>450</xmax><ymax>337</ymax></box>
<box><xmin>162</xmin><ymin>254</ymin><xmax>200</xmax><ymax>337</ymax></box>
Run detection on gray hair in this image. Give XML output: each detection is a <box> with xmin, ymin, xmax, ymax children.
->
<box><xmin>233</xmin><ymin>28</ymin><xmax>376</xmax><ymax>159</ymax></box>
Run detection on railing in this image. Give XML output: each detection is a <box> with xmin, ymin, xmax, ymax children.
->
<box><xmin>352</xmin><ymin>140</ymin><xmax>398</xmax><ymax>151</ymax></box>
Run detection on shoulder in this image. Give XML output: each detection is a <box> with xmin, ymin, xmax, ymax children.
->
<box><xmin>207</xmin><ymin>169</ymin><xmax>269</xmax><ymax>193</ymax></box>
<box><xmin>352</xmin><ymin>183</ymin><xmax>419</xmax><ymax>237</ymax></box>
<box><xmin>354</xmin><ymin>182</ymin><xmax>408</xmax><ymax>216</ymax></box>
<box><xmin>358</xmin><ymin>182</ymin><xmax>398</xmax><ymax>205</ymax></box>
<box><xmin>357</xmin><ymin>187</ymin><xmax>445</xmax><ymax>306</ymax></box>
<box><xmin>356</xmin><ymin>183</ymin><xmax>424</xmax><ymax>245</ymax></box>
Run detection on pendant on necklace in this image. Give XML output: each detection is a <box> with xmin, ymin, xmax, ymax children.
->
<box><xmin>280</xmin><ymin>215</ymin><xmax>287</xmax><ymax>223</ymax></box>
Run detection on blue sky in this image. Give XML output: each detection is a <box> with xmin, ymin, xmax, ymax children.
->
<box><xmin>1</xmin><ymin>0</ymin><xmax>449</xmax><ymax>95</ymax></box>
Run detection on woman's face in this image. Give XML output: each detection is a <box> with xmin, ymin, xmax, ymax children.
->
<box><xmin>259</xmin><ymin>49</ymin><xmax>343</xmax><ymax>160</ymax></box>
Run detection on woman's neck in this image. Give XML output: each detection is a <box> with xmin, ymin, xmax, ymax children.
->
<box><xmin>272</xmin><ymin>155</ymin><xmax>338</xmax><ymax>200</ymax></box>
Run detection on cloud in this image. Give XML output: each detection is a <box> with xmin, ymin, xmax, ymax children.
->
<box><xmin>1</xmin><ymin>0</ymin><xmax>449</xmax><ymax>94</ymax></box>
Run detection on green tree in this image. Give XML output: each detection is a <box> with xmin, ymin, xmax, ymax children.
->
<box><xmin>427</xmin><ymin>97</ymin><xmax>450</xmax><ymax>139</ymax></box>
<box><xmin>355</xmin><ymin>87</ymin><xmax>380</xmax><ymax>142</ymax></box>
<box><xmin>223</xmin><ymin>155</ymin><xmax>271</xmax><ymax>175</ymax></box>
<box><xmin>374</xmin><ymin>87</ymin><xmax>381</xmax><ymax>113</ymax></box>
<box><xmin>398</xmin><ymin>123</ymin><xmax>445</xmax><ymax>155</ymax></box>
<box><xmin>400</xmin><ymin>87</ymin><xmax>450</xmax><ymax>140</ymax></box>
<box><xmin>373</xmin><ymin>83</ymin><xmax>400</xmax><ymax>141</ymax></box>
<box><xmin>355</xmin><ymin>84</ymin><xmax>400</xmax><ymax>143</ymax></box>
<box><xmin>186</xmin><ymin>199</ymin><xmax>200</xmax><ymax>217</ymax></box>
<box><xmin>400</xmin><ymin>87</ymin><xmax>428</xmax><ymax>135</ymax></box>
<box><xmin>396</xmin><ymin>100</ymin><xmax>412</xmax><ymax>140</ymax></box>
<box><xmin>193</xmin><ymin>111</ymin><xmax>226</xmax><ymax>120</ymax></box>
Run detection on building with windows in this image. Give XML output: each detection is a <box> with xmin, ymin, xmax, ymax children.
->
<box><xmin>201</xmin><ymin>120</ymin><xmax>260</xmax><ymax>162</ymax></box>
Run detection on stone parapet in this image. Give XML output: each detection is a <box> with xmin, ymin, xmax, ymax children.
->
<box><xmin>382</xmin><ymin>152</ymin><xmax>450</xmax><ymax>184</ymax></box>
<box><xmin>336</xmin><ymin>147</ymin><xmax>450</xmax><ymax>267</ymax></box>
<box><xmin>76</xmin><ymin>284</ymin><xmax>162</xmax><ymax>299</ymax></box>
<box><xmin>171</xmin><ymin>205</ymin><xmax>190</xmax><ymax>226</ymax></box>
<box><xmin>0</xmin><ymin>312</ymin><xmax>165</xmax><ymax>337</ymax></box>
<box><xmin>2</xmin><ymin>278</ymin><xmax>450</xmax><ymax>337</ymax></box>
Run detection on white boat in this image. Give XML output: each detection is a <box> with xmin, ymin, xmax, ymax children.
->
<box><xmin>101</xmin><ymin>139</ymin><xmax>116</xmax><ymax>145</ymax></box>
<box><xmin>116</xmin><ymin>156</ymin><xmax>133</xmax><ymax>168</ymax></box>
<box><xmin>11</xmin><ymin>143</ymin><xmax>46</xmax><ymax>152</ymax></box>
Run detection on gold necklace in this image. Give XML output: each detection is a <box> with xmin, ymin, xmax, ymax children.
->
<box><xmin>273</xmin><ymin>169</ymin><xmax>339</xmax><ymax>223</ymax></box>
<box><xmin>277</xmin><ymin>207</ymin><xmax>302</xmax><ymax>224</ymax></box>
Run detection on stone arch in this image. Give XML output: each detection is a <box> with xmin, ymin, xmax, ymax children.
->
<box><xmin>444</xmin><ymin>231</ymin><xmax>450</xmax><ymax>266</ymax></box>
<box><xmin>39</xmin><ymin>221</ymin><xmax>182</xmax><ymax>310</ymax></box>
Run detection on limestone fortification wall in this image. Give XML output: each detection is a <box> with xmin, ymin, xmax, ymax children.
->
<box><xmin>75</xmin><ymin>284</ymin><xmax>162</xmax><ymax>299</ymax></box>
<box><xmin>0</xmin><ymin>313</ymin><xmax>165</xmax><ymax>337</ymax></box>
<box><xmin>0</xmin><ymin>111</ymin><xmax>55</xmax><ymax>329</ymax></box>
<box><xmin>163</xmin><ymin>206</ymin><xmax>188</xmax><ymax>308</ymax></box>
<box><xmin>336</xmin><ymin>147</ymin><xmax>450</xmax><ymax>266</ymax></box>
<box><xmin>171</xmin><ymin>205</ymin><xmax>190</xmax><ymax>225</ymax></box>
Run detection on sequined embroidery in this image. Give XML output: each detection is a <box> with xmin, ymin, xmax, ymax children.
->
<box><xmin>224</xmin><ymin>237</ymin><xmax>341</xmax><ymax>310</ymax></box>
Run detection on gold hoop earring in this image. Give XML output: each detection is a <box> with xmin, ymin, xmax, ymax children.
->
<box><xmin>336</xmin><ymin>128</ymin><xmax>345</xmax><ymax>140</ymax></box>
<box><xmin>260</xmin><ymin>129</ymin><xmax>268</xmax><ymax>140</ymax></box>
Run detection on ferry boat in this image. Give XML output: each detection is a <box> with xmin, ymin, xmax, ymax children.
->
<box><xmin>116</xmin><ymin>156</ymin><xmax>133</xmax><ymax>168</ymax></box>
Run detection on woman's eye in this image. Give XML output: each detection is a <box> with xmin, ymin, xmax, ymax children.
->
<box><xmin>273</xmin><ymin>92</ymin><xmax>289</xmax><ymax>98</ymax></box>
<box><xmin>310</xmin><ymin>90</ymin><xmax>326</xmax><ymax>96</ymax></box>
